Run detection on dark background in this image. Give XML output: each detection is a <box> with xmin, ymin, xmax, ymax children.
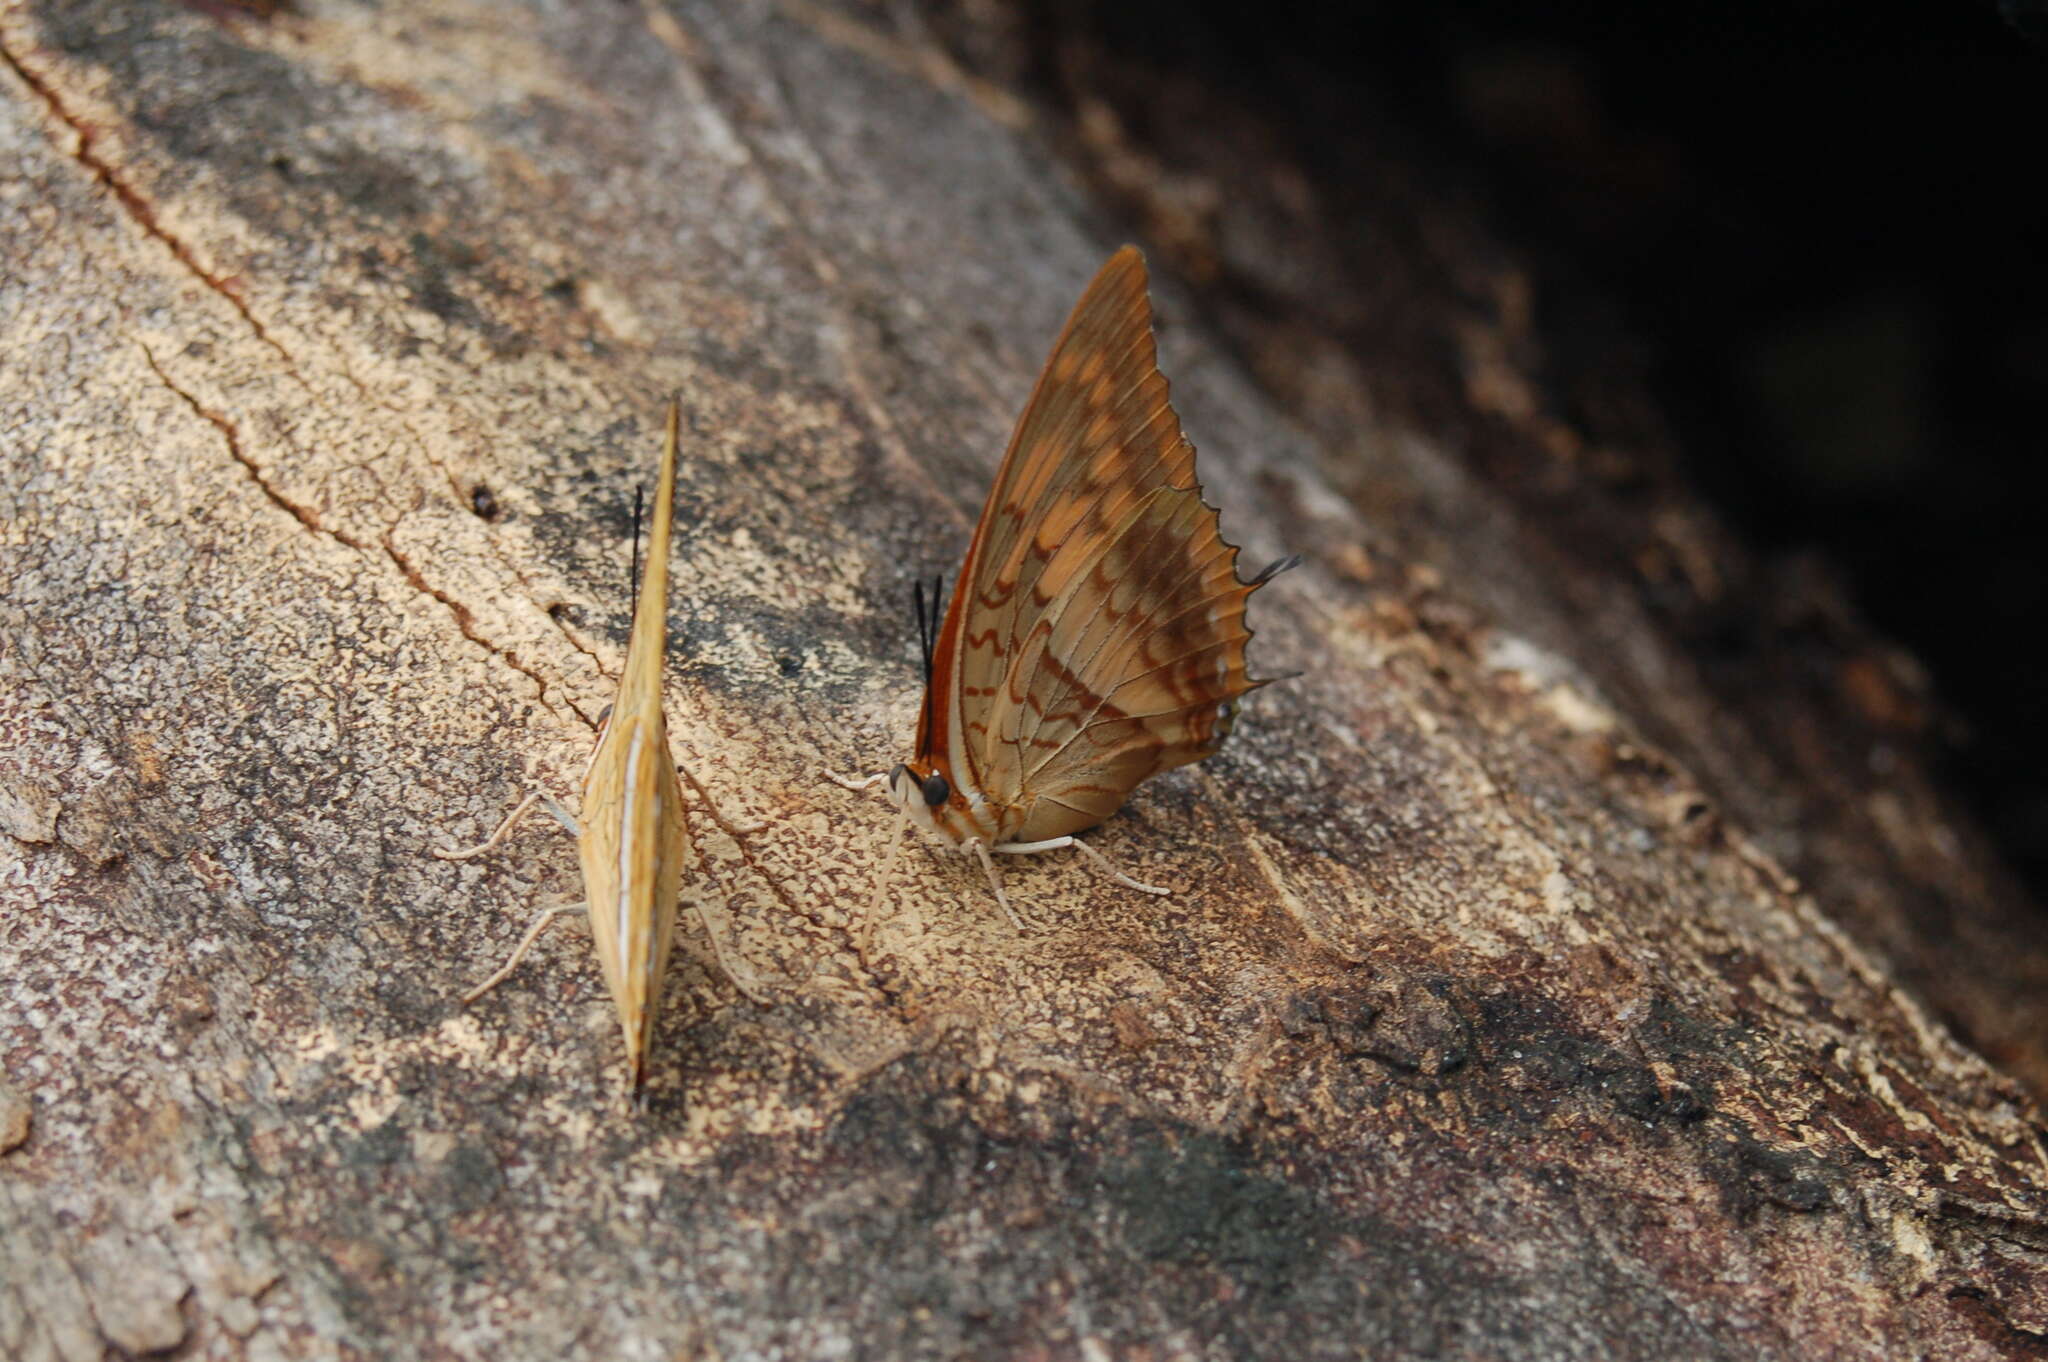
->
<box><xmin>1018</xmin><ymin>0</ymin><xmax>2048</xmax><ymax>905</ymax></box>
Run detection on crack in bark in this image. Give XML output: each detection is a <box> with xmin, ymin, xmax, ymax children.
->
<box><xmin>1</xmin><ymin>24</ymin><xmax>593</xmax><ymax>730</ymax></box>
<box><xmin>1</xmin><ymin>37</ymin><xmax>602</xmax><ymax>733</ymax></box>
<box><xmin>380</xmin><ymin>525</ymin><xmax>579</xmax><ymax>722</ymax></box>
<box><xmin>137</xmin><ymin>343</ymin><xmax>357</xmax><ymax>547</ymax></box>
<box><xmin>501</xmin><ymin>555</ymin><xmax>609</xmax><ymax>679</ymax></box>
<box><xmin>137</xmin><ymin>343</ymin><xmax>579</xmax><ymax>725</ymax></box>
<box><xmin>0</xmin><ymin>32</ymin><xmax>311</xmax><ymax>393</ymax></box>
<box><xmin>548</xmin><ymin>609</ymin><xmax>608</xmax><ymax>672</ymax></box>
<box><xmin>323</xmin><ymin>320</ymin><xmax>617</xmax><ymax>700</ymax></box>
<box><xmin>1937</xmin><ymin>1191</ymin><xmax>2048</xmax><ymax>1254</ymax></box>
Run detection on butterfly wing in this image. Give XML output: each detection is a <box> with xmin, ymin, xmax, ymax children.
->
<box><xmin>579</xmin><ymin>708</ymin><xmax>686</xmax><ymax>1085</ymax></box>
<box><xmin>578</xmin><ymin>401</ymin><xmax>688</xmax><ymax>1088</ymax></box>
<box><xmin>923</xmin><ymin>248</ymin><xmax>1275</xmax><ymax>843</ymax></box>
<box><xmin>1004</xmin><ymin>484</ymin><xmax>1269</xmax><ymax>839</ymax></box>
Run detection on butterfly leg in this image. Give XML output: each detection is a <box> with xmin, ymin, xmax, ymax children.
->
<box><xmin>676</xmin><ymin>765</ymin><xmax>769</xmax><ymax>836</ymax></box>
<box><xmin>969</xmin><ymin>839</ymin><xmax>1030</xmax><ymax>932</ymax></box>
<box><xmin>848</xmin><ymin>807</ymin><xmax>915</xmax><ymax>971</ymax></box>
<box><xmin>824</xmin><ymin>770</ymin><xmax>889</xmax><ymax>793</ymax></box>
<box><xmin>433</xmin><ymin>787</ymin><xmax>579</xmax><ymax>860</ymax></box>
<box><xmin>684</xmin><ymin>886</ymin><xmax>772</xmax><ymax>1005</ymax></box>
<box><xmin>994</xmin><ymin>836</ymin><xmax>1171</xmax><ymax>897</ymax></box>
<box><xmin>461</xmin><ymin>900</ymin><xmax>585</xmax><ymax>1004</ymax></box>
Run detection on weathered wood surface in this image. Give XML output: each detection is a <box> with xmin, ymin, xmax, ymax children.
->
<box><xmin>2</xmin><ymin>3</ymin><xmax>2044</xmax><ymax>1359</ymax></box>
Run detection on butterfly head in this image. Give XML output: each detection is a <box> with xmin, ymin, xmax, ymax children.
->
<box><xmin>887</xmin><ymin>758</ymin><xmax>992</xmax><ymax>844</ymax></box>
<box><xmin>889</xmin><ymin>759</ymin><xmax>955</xmax><ymax>835</ymax></box>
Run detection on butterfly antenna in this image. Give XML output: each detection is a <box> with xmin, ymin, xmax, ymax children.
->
<box><xmin>913</xmin><ymin>575</ymin><xmax>942</xmax><ymax>760</ymax></box>
<box><xmin>913</xmin><ymin>579</ymin><xmax>930</xmax><ymax>680</ymax></box>
<box><xmin>630</xmin><ymin>484</ymin><xmax>646</xmax><ymax>619</ymax></box>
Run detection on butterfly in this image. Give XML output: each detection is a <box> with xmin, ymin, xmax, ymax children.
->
<box><xmin>835</xmin><ymin>246</ymin><xmax>1297</xmax><ymax>933</ymax></box>
<box><xmin>436</xmin><ymin>399</ymin><xmax>761</xmax><ymax>1093</ymax></box>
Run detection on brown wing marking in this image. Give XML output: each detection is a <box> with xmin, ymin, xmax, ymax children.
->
<box><xmin>927</xmin><ymin>248</ymin><xmax>1197</xmax><ymax>807</ymax></box>
<box><xmin>1018</xmin><ymin>489</ymin><xmax>1243</xmax><ymax>744</ymax></box>
<box><xmin>1002</xmin><ymin>486</ymin><xmax>1268</xmax><ymax>829</ymax></box>
<box><xmin>990</xmin><ymin>487</ymin><xmax>1208</xmax><ymax>769</ymax></box>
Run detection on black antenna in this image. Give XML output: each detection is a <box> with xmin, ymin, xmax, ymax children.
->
<box><xmin>630</xmin><ymin>484</ymin><xmax>645</xmax><ymax>618</ymax></box>
<box><xmin>913</xmin><ymin>574</ymin><xmax>943</xmax><ymax>759</ymax></box>
<box><xmin>912</xmin><ymin>578</ymin><xmax>934</xmax><ymax>681</ymax></box>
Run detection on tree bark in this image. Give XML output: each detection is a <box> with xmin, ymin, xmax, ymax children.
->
<box><xmin>2</xmin><ymin>3</ymin><xmax>2044</xmax><ymax>1360</ymax></box>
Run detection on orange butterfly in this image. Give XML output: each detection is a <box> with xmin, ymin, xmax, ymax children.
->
<box><xmin>836</xmin><ymin>247</ymin><xmax>1296</xmax><ymax>930</ymax></box>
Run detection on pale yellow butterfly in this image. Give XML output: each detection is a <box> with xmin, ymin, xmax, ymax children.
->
<box><xmin>437</xmin><ymin>399</ymin><xmax>761</xmax><ymax>1092</ymax></box>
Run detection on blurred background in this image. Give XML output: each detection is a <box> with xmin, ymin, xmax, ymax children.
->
<box><xmin>964</xmin><ymin>0</ymin><xmax>2048</xmax><ymax>906</ymax></box>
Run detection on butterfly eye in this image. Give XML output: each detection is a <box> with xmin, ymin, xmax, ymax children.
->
<box><xmin>920</xmin><ymin>771</ymin><xmax>950</xmax><ymax>807</ymax></box>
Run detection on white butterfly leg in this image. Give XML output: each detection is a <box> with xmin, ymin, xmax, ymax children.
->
<box><xmin>969</xmin><ymin>839</ymin><xmax>1030</xmax><ymax>932</ymax></box>
<box><xmin>994</xmin><ymin>835</ymin><xmax>1172</xmax><ymax>897</ymax></box>
<box><xmin>441</xmin><ymin>787</ymin><xmax>771</xmax><ymax>1006</ymax></box>
<box><xmin>849</xmin><ymin>807</ymin><xmax>914</xmax><ymax>969</ymax></box>
<box><xmin>432</xmin><ymin>787</ymin><xmax>580</xmax><ymax>860</ymax></box>
<box><xmin>437</xmin><ymin>788</ymin><xmax>583</xmax><ymax>1003</ymax></box>
<box><xmin>461</xmin><ymin>900</ymin><xmax>585</xmax><ymax>1004</ymax></box>
<box><xmin>685</xmin><ymin>887</ymin><xmax>771</xmax><ymax>1005</ymax></box>
<box><xmin>824</xmin><ymin>770</ymin><xmax>890</xmax><ymax>793</ymax></box>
